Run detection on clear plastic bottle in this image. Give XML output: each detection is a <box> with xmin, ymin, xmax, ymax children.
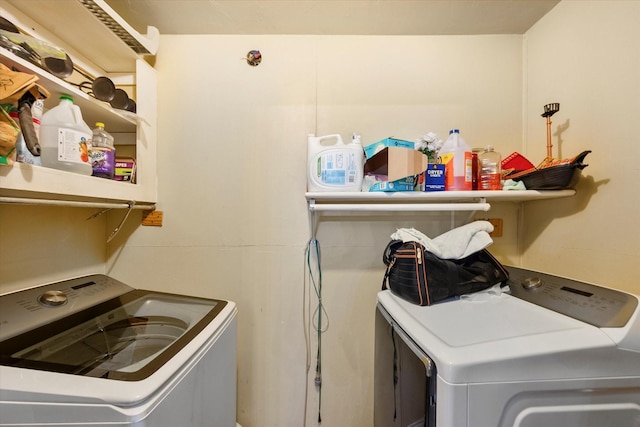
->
<box><xmin>479</xmin><ymin>145</ymin><xmax>502</xmax><ymax>190</ymax></box>
<box><xmin>89</xmin><ymin>122</ymin><xmax>116</xmax><ymax>179</ymax></box>
<box><xmin>438</xmin><ymin>129</ymin><xmax>473</xmax><ymax>191</ymax></box>
<box><xmin>39</xmin><ymin>95</ymin><xmax>92</xmax><ymax>175</ymax></box>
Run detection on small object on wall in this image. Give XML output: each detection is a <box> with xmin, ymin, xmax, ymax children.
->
<box><xmin>142</xmin><ymin>210</ymin><xmax>163</xmax><ymax>226</ymax></box>
<box><xmin>245</xmin><ymin>50</ymin><xmax>262</xmax><ymax>66</ymax></box>
<box><xmin>475</xmin><ymin>217</ymin><xmax>503</xmax><ymax>237</ymax></box>
<box><xmin>486</xmin><ymin>218</ymin><xmax>503</xmax><ymax>237</ymax></box>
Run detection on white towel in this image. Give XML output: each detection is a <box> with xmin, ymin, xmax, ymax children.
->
<box><xmin>390</xmin><ymin>220</ymin><xmax>494</xmax><ymax>260</ymax></box>
<box><xmin>503</xmin><ymin>179</ymin><xmax>526</xmax><ymax>191</ymax></box>
<box><xmin>460</xmin><ymin>283</ymin><xmax>508</xmax><ymax>302</ymax></box>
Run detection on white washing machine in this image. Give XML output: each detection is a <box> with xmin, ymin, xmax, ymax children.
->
<box><xmin>374</xmin><ymin>266</ymin><xmax>640</xmax><ymax>427</ymax></box>
<box><xmin>0</xmin><ymin>274</ymin><xmax>237</xmax><ymax>427</ymax></box>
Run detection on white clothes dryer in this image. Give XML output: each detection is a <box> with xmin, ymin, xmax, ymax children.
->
<box><xmin>374</xmin><ymin>266</ymin><xmax>640</xmax><ymax>427</ymax></box>
<box><xmin>0</xmin><ymin>274</ymin><xmax>237</xmax><ymax>427</ymax></box>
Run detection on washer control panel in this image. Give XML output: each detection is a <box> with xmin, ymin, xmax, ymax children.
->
<box><xmin>506</xmin><ymin>266</ymin><xmax>638</xmax><ymax>328</ymax></box>
<box><xmin>0</xmin><ymin>275</ymin><xmax>133</xmax><ymax>341</ymax></box>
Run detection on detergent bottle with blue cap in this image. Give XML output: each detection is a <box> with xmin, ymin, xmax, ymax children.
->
<box><xmin>307</xmin><ymin>133</ymin><xmax>364</xmax><ymax>192</ymax></box>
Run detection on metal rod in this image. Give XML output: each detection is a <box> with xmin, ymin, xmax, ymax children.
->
<box><xmin>546</xmin><ymin>116</ymin><xmax>553</xmax><ymax>160</ymax></box>
<box><xmin>0</xmin><ymin>197</ymin><xmax>155</xmax><ymax>211</ymax></box>
<box><xmin>308</xmin><ymin>203</ymin><xmax>491</xmax><ymax>212</ymax></box>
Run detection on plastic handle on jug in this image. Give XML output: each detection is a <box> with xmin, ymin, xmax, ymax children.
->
<box><xmin>72</xmin><ymin>104</ymin><xmax>83</xmax><ymax>125</ymax></box>
<box><xmin>309</xmin><ymin>134</ymin><xmax>344</xmax><ymax>146</ymax></box>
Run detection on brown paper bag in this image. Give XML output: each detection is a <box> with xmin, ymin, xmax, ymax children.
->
<box><xmin>0</xmin><ymin>63</ymin><xmax>50</xmax><ymax>104</ymax></box>
<box><xmin>0</xmin><ymin>107</ymin><xmax>19</xmax><ymax>164</ymax></box>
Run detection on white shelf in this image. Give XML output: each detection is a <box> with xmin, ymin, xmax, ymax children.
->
<box><xmin>0</xmin><ymin>50</ymin><xmax>136</xmax><ymax>133</ymax></box>
<box><xmin>305</xmin><ymin>190</ymin><xmax>576</xmax><ymax>238</ymax></box>
<box><xmin>306</xmin><ymin>190</ymin><xmax>575</xmax><ymax>206</ymax></box>
<box><xmin>0</xmin><ymin>162</ymin><xmax>153</xmax><ymax>204</ymax></box>
<box><xmin>305</xmin><ymin>190</ymin><xmax>576</xmax><ymax>239</ymax></box>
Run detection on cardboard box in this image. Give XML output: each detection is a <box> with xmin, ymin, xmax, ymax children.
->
<box><xmin>114</xmin><ymin>157</ymin><xmax>136</xmax><ymax>183</ymax></box>
<box><xmin>363</xmin><ymin>146</ymin><xmax>429</xmax><ymax>192</ymax></box>
<box><xmin>364</xmin><ymin>146</ymin><xmax>429</xmax><ymax>182</ymax></box>
<box><xmin>367</xmin><ymin>175</ymin><xmax>418</xmax><ymax>192</ymax></box>
<box><xmin>424</xmin><ymin>163</ymin><xmax>445</xmax><ymax>192</ymax></box>
<box><xmin>364</xmin><ymin>137</ymin><xmax>415</xmax><ymax>159</ymax></box>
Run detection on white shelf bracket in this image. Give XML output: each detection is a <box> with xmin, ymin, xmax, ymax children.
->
<box><xmin>454</xmin><ymin>197</ymin><xmax>488</xmax><ymax>227</ymax></box>
<box><xmin>308</xmin><ymin>199</ymin><xmax>319</xmax><ymax>241</ymax></box>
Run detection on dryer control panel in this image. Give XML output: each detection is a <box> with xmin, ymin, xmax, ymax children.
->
<box><xmin>506</xmin><ymin>266</ymin><xmax>638</xmax><ymax>328</ymax></box>
<box><xmin>0</xmin><ymin>275</ymin><xmax>133</xmax><ymax>341</ymax></box>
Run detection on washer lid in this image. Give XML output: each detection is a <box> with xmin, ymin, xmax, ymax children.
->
<box><xmin>0</xmin><ymin>286</ymin><xmax>228</xmax><ymax>381</ymax></box>
<box><xmin>376</xmin><ymin>288</ymin><xmax>633</xmax><ymax>383</ymax></box>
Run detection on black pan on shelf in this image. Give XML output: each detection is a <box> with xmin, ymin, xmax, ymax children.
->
<box><xmin>509</xmin><ymin>150</ymin><xmax>591</xmax><ymax>190</ymax></box>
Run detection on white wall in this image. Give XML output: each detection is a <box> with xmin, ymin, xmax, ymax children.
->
<box><xmin>2</xmin><ymin>2</ymin><xmax>637</xmax><ymax>427</ymax></box>
<box><xmin>108</xmin><ymin>34</ymin><xmax>523</xmax><ymax>427</ymax></box>
<box><xmin>0</xmin><ymin>205</ymin><xmax>106</xmax><ymax>292</ymax></box>
<box><xmin>522</xmin><ymin>1</ymin><xmax>640</xmax><ymax>293</ymax></box>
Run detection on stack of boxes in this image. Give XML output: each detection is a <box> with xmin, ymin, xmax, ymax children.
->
<box><xmin>363</xmin><ymin>137</ymin><xmax>443</xmax><ymax>192</ymax></box>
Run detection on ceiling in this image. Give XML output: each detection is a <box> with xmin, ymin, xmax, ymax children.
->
<box><xmin>104</xmin><ymin>0</ymin><xmax>561</xmax><ymax>36</ymax></box>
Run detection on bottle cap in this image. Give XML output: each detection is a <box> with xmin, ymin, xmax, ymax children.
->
<box><xmin>95</xmin><ymin>122</ymin><xmax>105</xmax><ymax>128</ymax></box>
<box><xmin>449</xmin><ymin>129</ymin><xmax>460</xmax><ymax>134</ymax></box>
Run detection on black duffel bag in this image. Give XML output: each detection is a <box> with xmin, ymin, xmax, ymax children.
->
<box><xmin>382</xmin><ymin>240</ymin><xmax>509</xmax><ymax>306</ymax></box>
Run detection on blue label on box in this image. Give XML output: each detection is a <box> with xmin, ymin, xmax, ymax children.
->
<box><xmin>425</xmin><ymin>164</ymin><xmax>445</xmax><ymax>192</ymax></box>
<box><xmin>364</xmin><ymin>137</ymin><xmax>415</xmax><ymax>159</ymax></box>
<box><xmin>369</xmin><ymin>175</ymin><xmax>417</xmax><ymax>192</ymax></box>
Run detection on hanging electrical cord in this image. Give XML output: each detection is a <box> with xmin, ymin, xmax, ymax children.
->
<box><xmin>304</xmin><ymin>237</ymin><xmax>329</xmax><ymax>424</ymax></box>
<box><xmin>303</xmin><ymin>246</ymin><xmax>310</xmax><ymax>427</ymax></box>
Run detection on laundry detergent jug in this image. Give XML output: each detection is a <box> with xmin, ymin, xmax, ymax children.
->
<box><xmin>307</xmin><ymin>133</ymin><xmax>364</xmax><ymax>192</ymax></box>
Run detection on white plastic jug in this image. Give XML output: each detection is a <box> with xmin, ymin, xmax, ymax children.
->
<box><xmin>307</xmin><ymin>133</ymin><xmax>364</xmax><ymax>192</ymax></box>
<box><xmin>39</xmin><ymin>95</ymin><xmax>92</xmax><ymax>175</ymax></box>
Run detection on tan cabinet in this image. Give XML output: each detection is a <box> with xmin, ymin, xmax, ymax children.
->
<box><xmin>0</xmin><ymin>0</ymin><xmax>158</xmax><ymax>206</ymax></box>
